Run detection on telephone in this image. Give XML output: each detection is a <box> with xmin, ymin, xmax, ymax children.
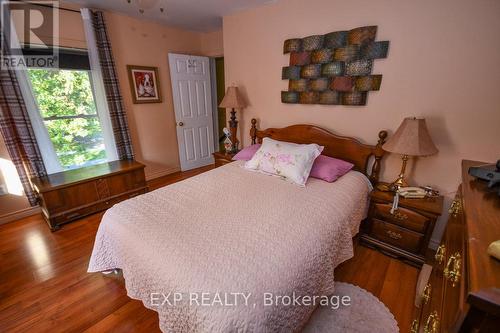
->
<box><xmin>468</xmin><ymin>160</ymin><xmax>500</xmax><ymax>197</ymax></box>
<box><xmin>397</xmin><ymin>187</ymin><xmax>427</xmax><ymax>199</ymax></box>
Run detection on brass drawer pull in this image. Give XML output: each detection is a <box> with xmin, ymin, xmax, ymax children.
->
<box><xmin>391</xmin><ymin>210</ymin><xmax>408</xmax><ymax>220</ymax></box>
<box><xmin>448</xmin><ymin>199</ymin><xmax>462</xmax><ymax>217</ymax></box>
<box><xmin>435</xmin><ymin>244</ymin><xmax>446</xmax><ymax>264</ymax></box>
<box><xmin>386</xmin><ymin>230</ymin><xmax>402</xmax><ymax>240</ymax></box>
<box><xmin>448</xmin><ymin>199</ymin><xmax>456</xmax><ymax>213</ymax></box>
<box><xmin>424</xmin><ymin>311</ymin><xmax>440</xmax><ymax>333</ymax></box>
<box><xmin>444</xmin><ymin>252</ymin><xmax>461</xmax><ymax>287</ymax></box>
<box><xmin>410</xmin><ymin>319</ymin><xmax>419</xmax><ymax>333</ymax></box>
<box><xmin>422</xmin><ymin>283</ymin><xmax>432</xmax><ymax>304</ymax></box>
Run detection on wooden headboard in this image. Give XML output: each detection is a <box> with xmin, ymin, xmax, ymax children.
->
<box><xmin>249</xmin><ymin>118</ymin><xmax>388</xmax><ymax>184</ymax></box>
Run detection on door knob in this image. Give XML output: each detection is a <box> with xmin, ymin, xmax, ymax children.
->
<box><xmin>178</xmin><ymin>122</ymin><xmax>184</xmax><ymax>127</ymax></box>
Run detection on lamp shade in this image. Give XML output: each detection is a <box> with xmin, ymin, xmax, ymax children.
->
<box><xmin>382</xmin><ymin>117</ymin><xmax>438</xmax><ymax>156</ymax></box>
<box><xmin>219</xmin><ymin>86</ymin><xmax>246</xmax><ymax>109</ymax></box>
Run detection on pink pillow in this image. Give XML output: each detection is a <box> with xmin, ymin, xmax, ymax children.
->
<box><xmin>309</xmin><ymin>155</ymin><xmax>354</xmax><ymax>182</ymax></box>
<box><xmin>232</xmin><ymin>144</ymin><xmax>261</xmax><ymax>161</ymax></box>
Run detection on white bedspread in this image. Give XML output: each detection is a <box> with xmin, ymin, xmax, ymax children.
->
<box><xmin>88</xmin><ymin>161</ymin><xmax>371</xmax><ymax>333</ymax></box>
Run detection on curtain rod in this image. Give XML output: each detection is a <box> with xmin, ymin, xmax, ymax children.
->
<box><xmin>12</xmin><ymin>0</ymin><xmax>81</xmax><ymax>14</ymax></box>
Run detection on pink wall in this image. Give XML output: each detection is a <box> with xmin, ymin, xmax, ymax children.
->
<box><xmin>105</xmin><ymin>12</ymin><xmax>207</xmax><ymax>180</ymax></box>
<box><xmin>105</xmin><ymin>13</ymin><xmax>223</xmax><ymax>180</ymax></box>
<box><xmin>201</xmin><ymin>30</ymin><xmax>224</xmax><ymax>57</ymax></box>
<box><xmin>223</xmin><ymin>0</ymin><xmax>500</xmax><ymax>245</ymax></box>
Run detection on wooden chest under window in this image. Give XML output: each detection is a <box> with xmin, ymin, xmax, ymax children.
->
<box><xmin>32</xmin><ymin>160</ymin><xmax>147</xmax><ymax>231</ymax></box>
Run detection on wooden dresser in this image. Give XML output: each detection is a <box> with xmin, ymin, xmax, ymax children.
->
<box><xmin>411</xmin><ymin>160</ymin><xmax>500</xmax><ymax>332</ymax></box>
<box><xmin>32</xmin><ymin>160</ymin><xmax>147</xmax><ymax>231</ymax></box>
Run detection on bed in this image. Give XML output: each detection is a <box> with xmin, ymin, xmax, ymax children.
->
<box><xmin>88</xmin><ymin>119</ymin><xmax>387</xmax><ymax>333</ymax></box>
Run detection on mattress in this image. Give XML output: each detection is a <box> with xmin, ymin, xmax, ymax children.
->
<box><xmin>88</xmin><ymin>161</ymin><xmax>372</xmax><ymax>332</ymax></box>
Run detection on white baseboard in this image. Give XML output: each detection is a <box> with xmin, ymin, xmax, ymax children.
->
<box><xmin>145</xmin><ymin>167</ymin><xmax>181</xmax><ymax>181</ymax></box>
<box><xmin>0</xmin><ymin>206</ymin><xmax>41</xmax><ymax>225</ymax></box>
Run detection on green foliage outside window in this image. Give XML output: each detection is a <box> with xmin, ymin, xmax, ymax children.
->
<box><xmin>28</xmin><ymin>69</ymin><xmax>107</xmax><ymax>169</ymax></box>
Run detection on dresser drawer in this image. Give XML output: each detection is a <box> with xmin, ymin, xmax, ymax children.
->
<box><xmin>99</xmin><ymin>189</ymin><xmax>146</xmax><ymax>210</ymax></box>
<box><xmin>440</xmin><ymin>193</ymin><xmax>466</xmax><ymax>331</ymax></box>
<box><xmin>52</xmin><ymin>189</ymin><xmax>147</xmax><ymax>226</ymax></box>
<box><xmin>52</xmin><ymin>204</ymin><xmax>99</xmax><ymax>225</ymax></box>
<box><xmin>106</xmin><ymin>169</ymin><xmax>146</xmax><ymax>195</ymax></box>
<box><xmin>43</xmin><ymin>181</ymin><xmax>99</xmax><ymax>214</ymax></box>
<box><xmin>371</xmin><ymin>218</ymin><xmax>424</xmax><ymax>253</ymax></box>
<box><xmin>373</xmin><ymin>203</ymin><xmax>429</xmax><ymax>233</ymax></box>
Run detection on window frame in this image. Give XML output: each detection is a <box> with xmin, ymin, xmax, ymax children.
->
<box><xmin>22</xmin><ymin>47</ymin><xmax>118</xmax><ymax>173</ymax></box>
<box><xmin>28</xmin><ymin>67</ymin><xmax>109</xmax><ymax>170</ymax></box>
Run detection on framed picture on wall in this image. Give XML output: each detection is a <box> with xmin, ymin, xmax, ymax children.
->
<box><xmin>127</xmin><ymin>65</ymin><xmax>162</xmax><ymax>104</ymax></box>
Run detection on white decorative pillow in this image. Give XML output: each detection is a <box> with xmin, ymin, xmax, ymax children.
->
<box><xmin>244</xmin><ymin>137</ymin><xmax>324</xmax><ymax>186</ymax></box>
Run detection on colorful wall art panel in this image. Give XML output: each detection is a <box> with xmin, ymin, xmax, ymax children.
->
<box><xmin>282</xmin><ymin>26</ymin><xmax>389</xmax><ymax>106</ymax></box>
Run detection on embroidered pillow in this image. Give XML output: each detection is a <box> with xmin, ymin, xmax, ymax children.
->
<box><xmin>235</xmin><ymin>144</ymin><xmax>353</xmax><ymax>183</ymax></box>
<box><xmin>309</xmin><ymin>155</ymin><xmax>354</xmax><ymax>182</ymax></box>
<box><xmin>244</xmin><ymin>138</ymin><xmax>323</xmax><ymax>186</ymax></box>
<box><xmin>232</xmin><ymin>144</ymin><xmax>261</xmax><ymax>161</ymax></box>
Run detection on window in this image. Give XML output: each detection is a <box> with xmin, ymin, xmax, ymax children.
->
<box><xmin>22</xmin><ymin>48</ymin><xmax>117</xmax><ymax>172</ymax></box>
<box><xmin>28</xmin><ymin>68</ymin><xmax>107</xmax><ymax>169</ymax></box>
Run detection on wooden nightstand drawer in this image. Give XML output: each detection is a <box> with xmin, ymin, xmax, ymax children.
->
<box><xmin>373</xmin><ymin>203</ymin><xmax>429</xmax><ymax>233</ymax></box>
<box><xmin>361</xmin><ymin>188</ymin><xmax>443</xmax><ymax>266</ymax></box>
<box><xmin>214</xmin><ymin>158</ymin><xmax>232</xmax><ymax>167</ymax></box>
<box><xmin>213</xmin><ymin>152</ymin><xmax>236</xmax><ymax>167</ymax></box>
<box><xmin>371</xmin><ymin>219</ymin><xmax>424</xmax><ymax>253</ymax></box>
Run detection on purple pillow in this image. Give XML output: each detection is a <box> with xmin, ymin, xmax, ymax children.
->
<box><xmin>232</xmin><ymin>144</ymin><xmax>261</xmax><ymax>161</ymax></box>
<box><xmin>309</xmin><ymin>155</ymin><xmax>354</xmax><ymax>182</ymax></box>
<box><xmin>233</xmin><ymin>144</ymin><xmax>353</xmax><ymax>183</ymax></box>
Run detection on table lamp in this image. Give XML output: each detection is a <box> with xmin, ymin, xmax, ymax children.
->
<box><xmin>382</xmin><ymin>117</ymin><xmax>438</xmax><ymax>190</ymax></box>
<box><xmin>219</xmin><ymin>86</ymin><xmax>246</xmax><ymax>153</ymax></box>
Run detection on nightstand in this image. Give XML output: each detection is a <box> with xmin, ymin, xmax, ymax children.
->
<box><xmin>360</xmin><ymin>188</ymin><xmax>444</xmax><ymax>267</ymax></box>
<box><xmin>213</xmin><ymin>151</ymin><xmax>236</xmax><ymax>167</ymax></box>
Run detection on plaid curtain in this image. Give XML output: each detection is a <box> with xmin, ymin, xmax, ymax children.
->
<box><xmin>91</xmin><ymin>11</ymin><xmax>134</xmax><ymax>160</ymax></box>
<box><xmin>0</xmin><ymin>37</ymin><xmax>47</xmax><ymax>206</ymax></box>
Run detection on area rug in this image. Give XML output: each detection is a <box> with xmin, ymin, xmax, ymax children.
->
<box><xmin>302</xmin><ymin>282</ymin><xmax>399</xmax><ymax>333</ymax></box>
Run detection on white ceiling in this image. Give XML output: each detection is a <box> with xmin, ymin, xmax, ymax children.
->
<box><xmin>64</xmin><ymin>0</ymin><xmax>277</xmax><ymax>32</ymax></box>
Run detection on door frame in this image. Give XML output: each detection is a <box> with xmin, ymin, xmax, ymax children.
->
<box><xmin>209</xmin><ymin>57</ymin><xmax>219</xmax><ymax>152</ymax></box>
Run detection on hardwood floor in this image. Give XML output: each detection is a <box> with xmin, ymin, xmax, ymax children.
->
<box><xmin>335</xmin><ymin>244</ymin><xmax>419</xmax><ymax>332</ymax></box>
<box><xmin>0</xmin><ymin>165</ymin><xmax>418</xmax><ymax>332</ymax></box>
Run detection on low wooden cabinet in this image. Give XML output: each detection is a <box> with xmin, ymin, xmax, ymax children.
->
<box><xmin>411</xmin><ymin>160</ymin><xmax>500</xmax><ymax>332</ymax></box>
<box><xmin>32</xmin><ymin>160</ymin><xmax>147</xmax><ymax>231</ymax></box>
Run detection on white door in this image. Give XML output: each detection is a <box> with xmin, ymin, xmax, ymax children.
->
<box><xmin>168</xmin><ymin>53</ymin><xmax>215</xmax><ymax>171</ymax></box>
